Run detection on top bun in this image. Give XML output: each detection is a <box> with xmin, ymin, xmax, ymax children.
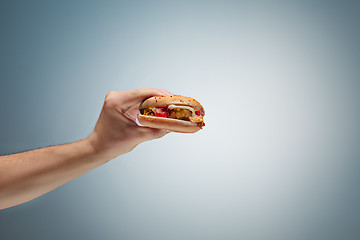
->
<box><xmin>139</xmin><ymin>95</ymin><xmax>205</xmax><ymax>116</ymax></box>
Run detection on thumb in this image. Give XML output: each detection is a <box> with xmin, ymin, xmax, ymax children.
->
<box><xmin>136</xmin><ymin>127</ymin><xmax>171</xmax><ymax>142</ymax></box>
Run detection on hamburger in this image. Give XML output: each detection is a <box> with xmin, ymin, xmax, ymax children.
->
<box><xmin>138</xmin><ymin>95</ymin><xmax>205</xmax><ymax>133</ymax></box>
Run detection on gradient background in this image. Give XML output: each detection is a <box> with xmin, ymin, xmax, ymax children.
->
<box><xmin>1</xmin><ymin>0</ymin><xmax>360</xmax><ymax>239</ymax></box>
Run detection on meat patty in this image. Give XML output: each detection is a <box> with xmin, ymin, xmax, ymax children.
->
<box><xmin>141</xmin><ymin>108</ymin><xmax>155</xmax><ymax>116</ymax></box>
<box><xmin>169</xmin><ymin>108</ymin><xmax>192</xmax><ymax>120</ymax></box>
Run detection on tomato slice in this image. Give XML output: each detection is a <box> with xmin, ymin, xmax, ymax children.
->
<box><xmin>195</xmin><ymin>109</ymin><xmax>201</xmax><ymax>116</ymax></box>
<box><xmin>154</xmin><ymin>107</ymin><xmax>169</xmax><ymax>118</ymax></box>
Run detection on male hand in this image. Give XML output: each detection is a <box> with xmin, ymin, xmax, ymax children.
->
<box><xmin>87</xmin><ymin>88</ymin><xmax>173</xmax><ymax>160</ymax></box>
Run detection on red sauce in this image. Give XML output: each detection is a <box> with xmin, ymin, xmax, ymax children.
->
<box><xmin>154</xmin><ymin>107</ymin><xmax>169</xmax><ymax>118</ymax></box>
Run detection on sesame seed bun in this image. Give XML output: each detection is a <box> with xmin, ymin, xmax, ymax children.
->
<box><xmin>139</xmin><ymin>95</ymin><xmax>205</xmax><ymax>116</ymax></box>
<box><xmin>138</xmin><ymin>95</ymin><xmax>205</xmax><ymax>133</ymax></box>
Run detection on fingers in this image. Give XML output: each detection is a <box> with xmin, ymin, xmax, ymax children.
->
<box><xmin>107</xmin><ymin>88</ymin><xmax>173</xmax><ymax>109</ymax></box>
<box><xmin>123</xmin><ymin>106</ymin><xmax>140</xmax><ymax>122</ymax></box>
<box><xmin>136</xmin><ymin>126</ymin><xmax>171</xmax><ymax>142</ymax></box>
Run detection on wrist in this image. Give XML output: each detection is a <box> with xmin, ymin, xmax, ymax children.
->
<box><xmin>84</xmin><ymin>133</ymin><xmax>116</xmax><ymax>163</ymax></box>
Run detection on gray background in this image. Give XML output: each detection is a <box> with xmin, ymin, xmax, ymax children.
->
<box><xmin>1</xmin><ymin>0</ymin><xmax>360</xmax><ymax>239</ymax></box>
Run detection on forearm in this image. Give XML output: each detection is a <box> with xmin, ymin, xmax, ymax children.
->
<box><xmin>0</xmin><ymin>138</ymin><xmax>109</xmax><ymax>210</ymax></box>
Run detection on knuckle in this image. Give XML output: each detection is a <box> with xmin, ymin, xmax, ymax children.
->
<box><xmin>105</xmin><ymin>91</ymin><xmax>116</xmax><ymax>100</ymax></box>
<box><xmin>104</xmin><ymin>91</ymin><xmax>118</xmax><ymax>109</ymax></box>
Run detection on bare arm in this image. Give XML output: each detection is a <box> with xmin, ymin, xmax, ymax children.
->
<box><xmin>0</xmin><ymin>88</ymin><xmax>172</xmax><ymax>210</ymax></box>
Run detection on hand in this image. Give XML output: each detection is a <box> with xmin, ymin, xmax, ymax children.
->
<box><xmin>87</xmin><ymin>88</ymin><xmax>173</xmax><ymax>160</ymax></box>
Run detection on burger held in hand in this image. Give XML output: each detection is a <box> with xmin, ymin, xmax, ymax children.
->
<box><xmin>138</xmin><ymin>95</ymin><xmax>205</xmax><ymax>133</ymax></box>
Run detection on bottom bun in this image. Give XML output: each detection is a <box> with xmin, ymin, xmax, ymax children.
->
<box><xmin>138</xmin><ymin>115</ymin><xmax>201</xmax><ymax>133</ymax></box>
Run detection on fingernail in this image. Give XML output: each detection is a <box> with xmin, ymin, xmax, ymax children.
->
<box><xmin>163</xmin><ymin>130</ymin><xmax>172</xmax><ymax>134</ymax></box>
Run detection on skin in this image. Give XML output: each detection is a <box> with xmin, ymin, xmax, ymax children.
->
<box><xmin>0</xmin><ymin>88</ymin><xmax>172</xmax><ymax>210</ymax></box>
